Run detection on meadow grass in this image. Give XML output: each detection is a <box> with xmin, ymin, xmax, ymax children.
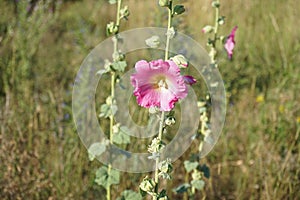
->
<box><xmin>0</xmin><ymin>0</ymin><xmax>299</xmax><ymax>199</ymax></box>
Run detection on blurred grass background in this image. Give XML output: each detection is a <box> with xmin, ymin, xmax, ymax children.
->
<box><xmin>0</xmin><ymin>0</ymin><xmax>299</xmax><ymax>199</ymax></box>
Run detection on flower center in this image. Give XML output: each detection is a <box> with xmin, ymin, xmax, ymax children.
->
<box><xmin>157</xmin><ymin>79</ymin><xmax>168</xmax><ymax>89</ymax></box>
<box><xmin>153</xmin><ymin>76</ymin><xmax>168</xmax><ymax>89</ymax></box>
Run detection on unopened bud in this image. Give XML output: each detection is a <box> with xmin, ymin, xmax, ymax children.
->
<box><xmin>165</xmin><ymin>117</ymin><xmax>176</xmax><ymax>126</ymax></box>
<box><xmin>106</xmin><ymin>22</ymin><xmax>118</xmax><ymax>35</ymax></box>
<box><xmin>202</xmin><ymin>25</ymin><xmax>214</xmax><ymax>34</ymax></box>
<box><xmin>212</xmin><ymin>1</ymin><xmax>220</xmax><ymax>8</ymax></box>
<box><xmin>120</xmin><ymin>5</ymin><xmax>130</xmax><ymax>19</ymax></box>
<box><xmin>159</xmin><ymin>0</ymin><xmax>170</xmax><ymax>7</ymax></box>
<box><xmin>145</xmin><ymin>35</ymin><xmax>160</xmax><ymax>48</ymax></box>
<box><xmin>171</xmin><ymin>54</ymin><xmax>188</xmax><ymax>68</ymax></box>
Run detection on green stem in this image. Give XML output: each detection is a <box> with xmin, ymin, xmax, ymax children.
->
<box><xmin>107</xmin><ymin>1</ymin><xmax>122</xmax><ymax>200</ymax></box>
<box><xmin>211</xmin><ymin>0</ymin><xmax>220</xmax><ymax>64</ymax></box>
<box><xmin>153</xmin><ymin>2</ymin><xmax>173</xmax><ymax>199</ymax></box>
<box><xmin>164</xmin><ymin>1</ymin><xmax>173</xmax><ymax>61</ymax></box>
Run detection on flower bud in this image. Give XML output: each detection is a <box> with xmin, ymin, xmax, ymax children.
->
<box><xmin>148</xmin><ymin>137</ymin><xmax>165</xmax><ymax>153</ymax></box>
<box><xmin>106</xmin><ymin>96</ymin><xmax>113</xmax><ymax>105</ymax></box>
<box><xmin>145</xmin><ymin>35</ymin><xmax>160</xmax><ymax>48</ymax></box>
<box><xmin>202</xmin><ymin>25</ymin><xmax>214</xmax><ymax>34</ymax></box>
<box><xmin>158</xmin><ymin>159</ymin><xmax>173</xmax><ymax>173</ymax></box>
<box><xmin>120</xmin><ymin>5</ymin><xmax>130</xmax><ymax>19</ymax></box>
<box><xmin>212</xmin><ymin>1</ymin><xmax>220</xmax><ymax>8</ymax></box>
<box><xmin>149</xmin><ymin>106</ymin><xmax>159</xmax><ymax>114</ymax></box>
<box><xmin>106</xmin><ymin>22</ymin><xmax>118</xmax><ymax>35</ymax></box>
<box><xmin>139</xmin><ymin>176</ymin><xmax>156</xmax><ymax>193</ymax></box>
<box><xmin>112</xmin><ymin>123</ymin><xmax>120</xmax><ymax>134</ymax></box>
<box><xmin>192</xmin><ymin>170</ymin><xmax>202</xmax><ymax>180</ymax></box>
<box><xmin>165</xmin><ymin>117</ymin><xmax>176</xmax><ymax>126</ymax></box>
<box><xmin>218</xmin><ymin>16</ymin><xmax>225</xmax><ymax>25</ymax></box>
<box><xmin>173</xmin><ymin>5</ymin><xmax>185</xmax><ymax>15</ymax></box>
<box><xmin>170</xmin><ymin>54</ymin><xmax>188</xmax><ymax>68</ymax></box>
<box><xmin>159</xmin><ymin>0</ymin><xmax>169</xmax><ymax>7</ymax></box>
<box><xmin>166</xmin><ymin>27</ymin><xmax>176</xmax><ymax>39</ymax></box>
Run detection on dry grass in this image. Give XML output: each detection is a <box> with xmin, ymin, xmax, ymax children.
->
<box><xmin>0</xmin><ymin>0</ymin><xmax>299</xmax><ymax>199</ymax></box>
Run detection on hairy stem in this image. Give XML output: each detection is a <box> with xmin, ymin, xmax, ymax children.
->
<box><xmin>107</xmin><ymin>1</ymin><xmax>122</xmax><ymax>199</ymax></box>
<box><xmin>164</xmin><ymin>1</ymin><xmax>173</xmax><ymax>61</ymax></box>
<box><xmin>153</xmin><ymin>1</ymin><xmax>173</xmax><ymax>199</ymax></box>
<box><xmin>211</xmin><ymin>0</ymin><xmax>220</xmax><ymax>64</ymax></box>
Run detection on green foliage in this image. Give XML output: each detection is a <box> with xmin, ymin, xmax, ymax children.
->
<box><xmin>88</xmin><ymin>142</ymin><xmax>107</xmax><ymax>161</ymax></box>
<box><xmin>184</xmin><ymin>161</ymin><xmax>199</xmax><ymax>173</ymax></box>
<box><xmin>113</xmin><ymin>126</ymin><xmax>131</xmax><ymax>144</ymax></box>
<box><xmin>112</xmin><ymin>61</ymin><xmax>127</xmax><ymax>72</ymax></box>
<box><xmin>173</xmin><ymin>183</ymin><xmax>191</xmax><ymax>194</ymax></box>
<box><xmin>95</xmin><ymin>166</ymin><xmax>120</xmax><ymax>188</ymax></box>
<box><xmin>117</xmin><ymin>190</ymin><xmax>143</xmax><ymax>200</ymax></box>
<box><xmin>99</xmin><ymin>103</ymin><xmax>118</xmax><ymax>118</ymax></box>
<box><xmin>191</xmin><ymin>180</ymin><xmax>205</xmax><ymax>190</ymax></box>
<box><xmin>173</xmin><ymin>5</ymin><xmax>185</xmax><ymax>16</ymax></box>
<box><xmin>108</xmin><ymin>0</ymin><xmax>117</xmax><ymax>4</ymax></box>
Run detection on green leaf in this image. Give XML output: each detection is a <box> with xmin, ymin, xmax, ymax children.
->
<box><xmin>173</xmin><ymin>5</ymin><xmax>185</xmax><ymax>15</ymax></box>
<box><xmin>139</xmin><ymin>188</ymin><xmax>147</xmax><ymax>197</ymax></box>
<box><xmin>99</xmin><ymin>104</ymin><xmax>118</xmax><ymax>118</ymax></box>
<box><xmin>113</xmin><ymin>126</ymin><xmax>131</xmax><ymax>144</ymax></box>
<box><xmin>112</xmin><ymin>61</ymin><xmax>127</xmax><ymax>72</ymax></box>
<box><xmin>111</xmin><ymin>104</ymin><xmax>118</xmax><ymax>115</ymax></box>
<box><xmin>95</xmin><ymin>166</ymin><xmax>120</xmax><ymax>187</ymax></box>
<box><xmin>108</xmin><ymin>0</ymin><xmax>117</xmax><ymax>4</ymax></box>
<box><xmin>184</xmin><ymin>161</ymin><xmax>199</xmax><ymax>173</ymax></box>
<box><xmin>199</xmin><ymin>164</ymin><xmax>210</xmax><ymax>178</ymax></box>
<box><xmin>191</xmin><ymin>180</ymin><xmax>205</xmax><ymax>190</ymax></box>
<box><xmin>117</xmin><ymin>190</ymin><xmax>143</xmax><ymax>200</ymax></box>
<box><xmin>99</xmin><ymin>104</ymin><xmax>110</xmax><ymax>118</ymax></box>
<box><xmin>173</xmin><ymin>183</ymin><xmax>191</xmax><ymax>194</ymax></box>
<box><xmin>88</xmin><ymin>142</ymin><xmax>106</xmax><ymax>161</ymax></box>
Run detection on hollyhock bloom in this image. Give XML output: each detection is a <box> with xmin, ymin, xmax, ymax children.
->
<box><xmin>131</xmin><ymin>59</ymin><xmax>194</xmax><ymax>111</ymax></box>
<box><xmin>224</xmin><ymin>26</ymin><xmax>238</xmax><ymax>59</ymax></box>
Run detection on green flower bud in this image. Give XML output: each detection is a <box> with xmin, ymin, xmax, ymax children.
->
<box><xmin>166</xmin><ymin>27</ymin><xmax>176</xmax><ymax>39</ymax></box>
<box><xmin>165</xmin><ymin>116</ymin><xmax>176</xmax><ymax>126</ymax></box>
<box><xmin>149</xmin><ymin>106</ymin><xmax>160</xmax><ymax>114</ymax></box>
<box><xmin>139</xmin><ymin>176</ymin><xmax>156</xmax><ymax>193</ymax></box>
<box><xmin>106</xmin><ymin>22</ymin><xmax>118</xmax><ymax>35</ymax></box>
<box><xmin>170</xmin><ymin>54</ymin><xmax>188</xmax><ymax>68</ymax></box>
<box><xmin>192</xmin><ymin>170</ymin><xmax>202</xmax><ymax>180</ymax></box>
<box><xmin>173</xmin><ymin>5</ymin><xmax>185</xmax><ymax>15</ymax></box>
<box><xmin>112</xmin><ymin>50</ymin><xmax>125</xmax><ymax>62</ymax></box>
<box><xmin>218</xmin><ymin>16</ymin><xmax>225</xmax><ymax>25</ymax></box>
<box><xmin>106</xmin><ymin>96</ymin><xmax>113</xmax><ymax>105</ymax></box>
<box><xmin>158</xmin><ymin>159</ymin><xmax>173</xmax><ymax>173</ymax></box>
<box><xmin>159</xmin><ymin>0</ymin><xmax>170</xmax><ymax>7</ymax></box>
<box><xmin>145</xmin><ymin>35</ymin><xmax>160</xmax><ymax>48</ymax></box>
<box><xmin>212</xmin><ymin>1</ymin><xmax>220</xmax><ymax>8</ymax></box>
<box><xmin>112</xmin><ymin>123</ymin><xmax>120</xmax><ymax>134</ymax></box>
<box><xmin>120</xmin><ymin>5</ymin><xmax>130</xmax><ymax>19</ymax></box>
<box><xmin>202</xmin><ymin>25</ymin><xmax>214</xmax><ymax>34</ymax></box>
<box><xmin>148</xmin><ymin>137</ymin><xmax>165</xmax><ymax>153</ymax></box>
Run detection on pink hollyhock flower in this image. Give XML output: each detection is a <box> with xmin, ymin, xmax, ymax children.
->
<box><xmin>224</xmin><ymin>26</ymin><xmax>238</xmax><ymax>59</ymax></box>
<box><xmin>131</xmin><ymin>59</ymin><xmax>193</xmax><ymax>111</ymax></box>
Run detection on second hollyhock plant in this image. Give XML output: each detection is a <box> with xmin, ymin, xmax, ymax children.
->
<box><xmin>131</xmin><ymin>59</ymin><xmax>195</xmax><ymax>111</ymax></box>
